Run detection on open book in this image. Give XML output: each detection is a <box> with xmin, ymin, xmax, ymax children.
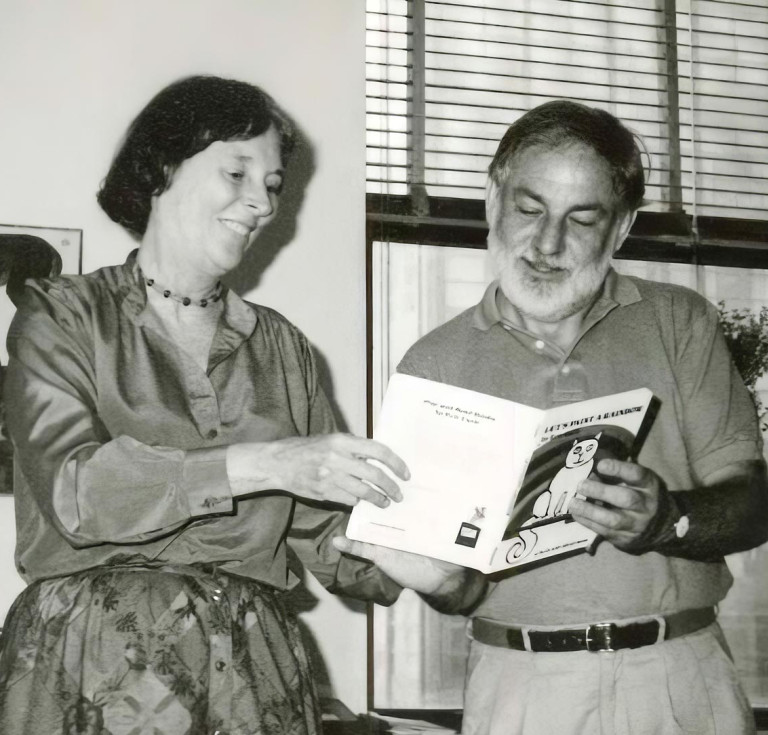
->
<box><xmin>346</xmin><ymin>374</ymin><xmax>654</xmax><ymax>573</ymax></box>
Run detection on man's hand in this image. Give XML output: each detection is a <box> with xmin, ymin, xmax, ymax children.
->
<box><xmin>333</xmin><ymin>536</ymin><xmax>463</xmax><ymax>594</ymax></box>
<box><xmin>333</xmin><ymin>536</ymin><xmax>488</xmax><ymax>614</ymax></box>
<box><xmin>568</xmin><ymin>458</ymin><xmax>666</xmax><ymax>551</ymax></box>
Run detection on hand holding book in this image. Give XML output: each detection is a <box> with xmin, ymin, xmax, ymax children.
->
<box><xmin>571</xmin><ymin>458</ymin><xmax>672</xmax><ymax>552</ymax></box>
<box><xmin>333</xmin><ymin>535</ymin><xmax>488</xmax><ymax>614</ymax></box>
<box><xmin>334</xmin><ymin>535</ymin><xmax>464</xmax><ymax>595</ymax></box>
<box><xmin>346</xmin><ymin>375</ymin><xmax>656</xmax><ymax>572</ymax></box>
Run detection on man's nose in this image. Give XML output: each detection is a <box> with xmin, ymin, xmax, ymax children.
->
<box><xmin>534</xmin><ymin>217</ymin><xmax>564</xmax><ymax>256</ymax></box>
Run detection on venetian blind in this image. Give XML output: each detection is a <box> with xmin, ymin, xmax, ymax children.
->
<box><xmin>677</xmin><ymin>0</ymin><xmax>768</xmax><ymax>220</ymax></box>
<box><xmin>366</xmin><ymin>0</ymin><xmax>768</xmax><ymax>223</ymax></box>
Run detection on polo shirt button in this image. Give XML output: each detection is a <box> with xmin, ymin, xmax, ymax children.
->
<box><xmin>561</xmin><ymin>366</ymin><xmax>570</xmax><ymax>375</ymax></box>
<box><xmin>207</xmin><ymin>429</ymin><xmax>218</xmax><ymax>439</ymax></box>
<box><xmin>534</xmin><ymin>340</ymin><xmax>545</xmax><ymax>350</ymax></box>
<box><xmin>215</xmin><ymin>660</ymin><xmax>226</xmax><ymax>671</ymax></box>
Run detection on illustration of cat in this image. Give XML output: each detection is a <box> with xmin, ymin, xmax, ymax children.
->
<box><xmin>531</xmin><ymin>432</ymin><xmax>602</xmax><ymax>520</ymax></box>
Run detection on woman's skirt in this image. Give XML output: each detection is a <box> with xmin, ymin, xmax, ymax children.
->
<box><xmin>0</xmin><ymin>562</ymin><xmax>322</xmax><ymax>735</ymax></box>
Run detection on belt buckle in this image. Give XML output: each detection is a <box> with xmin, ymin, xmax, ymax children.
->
<box><xmin>586</xmin><ymin>622</ymin><xmax>616</xmax><ymax>652</ymax></box>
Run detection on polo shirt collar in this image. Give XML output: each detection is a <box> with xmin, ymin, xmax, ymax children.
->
<box><xmin>472</xmin><ymin>266</ymin><xmax>642</xmax><ymax>333</ymax></box>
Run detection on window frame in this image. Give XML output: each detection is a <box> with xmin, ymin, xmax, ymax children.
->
<box><xmin>365</xmin><ymin>0</ymin><xmax>768</xmax><ymax>724</ymax></box>
<box><xmin>364</xmin><ymin>222</ymin><xmax>768</xmax><ymax>728</ymax></box>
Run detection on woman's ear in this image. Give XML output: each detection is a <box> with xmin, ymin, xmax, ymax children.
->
<box><xmin>153</xmin><ymin>164</ymin><xmax>175</xmax><ymax>199</ymax></box>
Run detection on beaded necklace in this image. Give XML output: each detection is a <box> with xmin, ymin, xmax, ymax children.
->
<box><xmin>144</xmin><ymin>275</ymin><xmax>223</xmax><ymax>308</ymax></box>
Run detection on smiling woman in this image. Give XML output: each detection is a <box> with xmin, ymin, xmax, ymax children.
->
<box><xmin>141</xmin><ymin>130</ymin><xmax>284</xmax><ymax>283</ymax></box>
<box><xmin>0</xmin><ymin>75</ymin><xmax>409</xmax><ymax>735</ymax></box>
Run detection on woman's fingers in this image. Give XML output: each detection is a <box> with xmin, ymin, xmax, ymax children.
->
<box><xmin>343</xmin><ymin>435</ymin><xmax>410</xmax><ymax>481</ymax></box>
<box><xmin>329</xmin><ymin>467</ymin><xmax>393</xmax><ymax>508</ymax></box>
<box><xmin>269</xmin><ymin>433</ymin><xmax>410</xmax><ymax>507</ymax></box>
<box><xmin>317</xmin><ymin>435</ymin><xmax>408</xmax><ymax>502</ymax></box>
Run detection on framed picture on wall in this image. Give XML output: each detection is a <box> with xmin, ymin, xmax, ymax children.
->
<box><xmin>0</xmin><ymin>224</ymin><xmax>83</xmax><ymax>494</ymax></box>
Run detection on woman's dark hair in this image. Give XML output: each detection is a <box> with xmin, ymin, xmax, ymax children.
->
<box><xmin>488</xmin><ymin>100</ymin><xmax>645</xmax><ymax>211</ymax></box>
<box><xmin>97</xmin><ymin>75</ymin><xmax>296</xmax><ymax>238</ymax></box>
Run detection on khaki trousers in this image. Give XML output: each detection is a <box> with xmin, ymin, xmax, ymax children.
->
<box><xmin>462</xmin><ymin>622</ymin><xmax>754</xmax><ymax>735</ymax></box>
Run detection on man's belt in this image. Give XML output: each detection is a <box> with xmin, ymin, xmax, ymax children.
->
<box><xmin>470</xmin><ymin>607</ymin><xmax>716</xmax><ymax>653</ymax></box>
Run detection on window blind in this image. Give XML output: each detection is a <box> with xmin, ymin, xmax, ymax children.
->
<box><xmin>366</xmin><ymin>0</ymin><xmax>768</xmax><ymax>224</ymax></box>
<box><xmin>677</xmin><ymin>0</ymin><xmax>768</xmax><ymax>220</ymax></box>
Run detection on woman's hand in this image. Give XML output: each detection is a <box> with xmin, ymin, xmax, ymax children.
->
<box><xmin>227</xmin><ymin>433</ymin><xmax>409</xmax><ymax>507</ymax></box>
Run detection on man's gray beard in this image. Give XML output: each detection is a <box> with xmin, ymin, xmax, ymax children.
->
<box><xmin>489</xmin><ymin>235</ymin><xmax>613</xmax><ymax>324</ymax></box>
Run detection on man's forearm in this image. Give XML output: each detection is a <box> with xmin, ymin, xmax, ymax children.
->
<box><xmin>626</xmin><ymin>460</ymin><xmax>768</xmax><ymax>561</ymax></box>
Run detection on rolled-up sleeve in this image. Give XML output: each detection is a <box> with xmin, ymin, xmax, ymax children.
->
<box><xmin>6</xmin><ymin>283</ymin><xmax>235</xmax><ymax>548</ymax></box>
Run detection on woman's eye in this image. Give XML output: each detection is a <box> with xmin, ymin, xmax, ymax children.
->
<box><xmin>228</xmin><ymin>171</ymin><xmax>245</xmax><ymax>181</ymax></box>
<box><xmin>519</xmin><ymin>208</ymin><xmax>540</xmax><ymax>216</ymax></box>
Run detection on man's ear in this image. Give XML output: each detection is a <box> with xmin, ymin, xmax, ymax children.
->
<box><xmin>485</xmin><ymin>178</ymin><xmax>499</xmax><ymax>229</ymax></box>
<box><xmin>612</xmin><ymin>207</ymin><xmax>638</xmax><ymax>255</ymax></box>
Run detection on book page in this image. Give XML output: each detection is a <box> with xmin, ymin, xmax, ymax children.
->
<box><xmin>487</xmin><ymin>387</ymin><xmax>654</xmax><ymax>572</ymax></box>
<box><xmin>346</xmin><ymin>374</ymin><xmax>542</xmax><ymax>569</ymax></box>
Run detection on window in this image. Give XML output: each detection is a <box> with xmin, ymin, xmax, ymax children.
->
<box><xmin>367</xmin><ymin>0</ymin><xmax>768</xmax><ymax>222</ymax></box>
<box><xmin>365</xmin><ymin>0</ymin><xmax>768</xmax><ymax>719</ymax></box>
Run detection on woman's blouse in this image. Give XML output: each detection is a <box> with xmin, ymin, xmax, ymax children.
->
<box><xmin>5</xmin><ymin>250</ymin><xmax>397</xmax><ymax>602</ymax></box>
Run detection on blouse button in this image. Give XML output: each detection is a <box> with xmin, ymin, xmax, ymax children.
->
<box><xmin>534</xmin><ymin>340</ymin><xmax>545</xmax><ymax>350</ymax></box>
<box><xmin>215</xmin><ymin>660</ymin><xmax>226</xmax><ymax>671</ymax></box>
<box><xmin>206</xmin><ymin>429</ymin><xmax>218</xmax><ymax>439</ymax></box>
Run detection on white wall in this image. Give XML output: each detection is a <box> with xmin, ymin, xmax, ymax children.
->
<box><xmin>0</xmin><ymin>0</ymin><xmax>369</xmax><ymax>713</ymax></box>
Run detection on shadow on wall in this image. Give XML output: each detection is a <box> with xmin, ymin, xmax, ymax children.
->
<box><xmin>226</xmin><ymin>123</ymin><xmax>315</xmax><ymax>296</ymax></box>
<box><xmin>224</xmin><ymin>122</ymin><xmax>352</xmax><ymax>436</ymax></box>
<box><xmin>284</xmin><ymin>547</ymin><xmax>367</xmax><ymax>699</ymax></box>
<box><xmin>225</xmin><ymin>118</ymin><xmax>363</xmax><ymax>622</ymax></box>
<box><xmin>284</xmin><ymin>579</ymin><xmax>335</xmax><ymax>698</ymax></box>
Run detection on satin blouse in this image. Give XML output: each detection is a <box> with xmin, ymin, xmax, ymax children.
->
<box><xmin>5</xmin><ymin>250</ymin><xmax>397</xmax><ymax>603</ymax></box>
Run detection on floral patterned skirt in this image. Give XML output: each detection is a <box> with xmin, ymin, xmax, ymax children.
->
<box><xmin>0</xmin><ymin>562</ymin><xmax>322</xmax><ymax>735</ymax></box>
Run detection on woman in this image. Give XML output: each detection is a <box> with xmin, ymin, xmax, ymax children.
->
<box><xmin>0</xmin><ymin>75</ymin><xmax>411</xmax><ymax>735</ymax></box>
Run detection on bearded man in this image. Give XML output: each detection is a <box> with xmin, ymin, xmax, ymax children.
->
<box><xmin>338</xmin><ymin>100</ymin><xmax>768</xmax><ymax>735</ymax></box>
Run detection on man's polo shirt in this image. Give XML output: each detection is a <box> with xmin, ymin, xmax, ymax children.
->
<box><xmin>398</xmin><ymin>269</ymin><xmax>762</xmax><ymax>624</ymax></box>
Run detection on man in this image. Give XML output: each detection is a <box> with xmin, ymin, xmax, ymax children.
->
<box><xmin>337</xmin><ymin>100</ymin><xmax>768</xmax><ymax>734</ymax></box>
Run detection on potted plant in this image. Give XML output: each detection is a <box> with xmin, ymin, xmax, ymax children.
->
<box><xmin>718</xmin><ymin>301</ymin><xmax>768</xmax><ymax>432</ymax></box>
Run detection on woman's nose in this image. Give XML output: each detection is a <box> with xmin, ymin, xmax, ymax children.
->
<box><xmin>243</xmin><ymin>184</ymin><xmax>274</xmax><ymax>217</ymax></box>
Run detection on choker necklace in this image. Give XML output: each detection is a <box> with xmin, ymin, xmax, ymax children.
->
<box><xmin>144</xmin><ymin>276</ymin><xmax>223</xmax><ymax>308</ymax></box>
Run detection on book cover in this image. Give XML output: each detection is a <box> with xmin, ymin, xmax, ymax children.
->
<box><xmin>346</xmin><ymin>374</ymin><xmax>654</xmax><ymax>573</ymax></box>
